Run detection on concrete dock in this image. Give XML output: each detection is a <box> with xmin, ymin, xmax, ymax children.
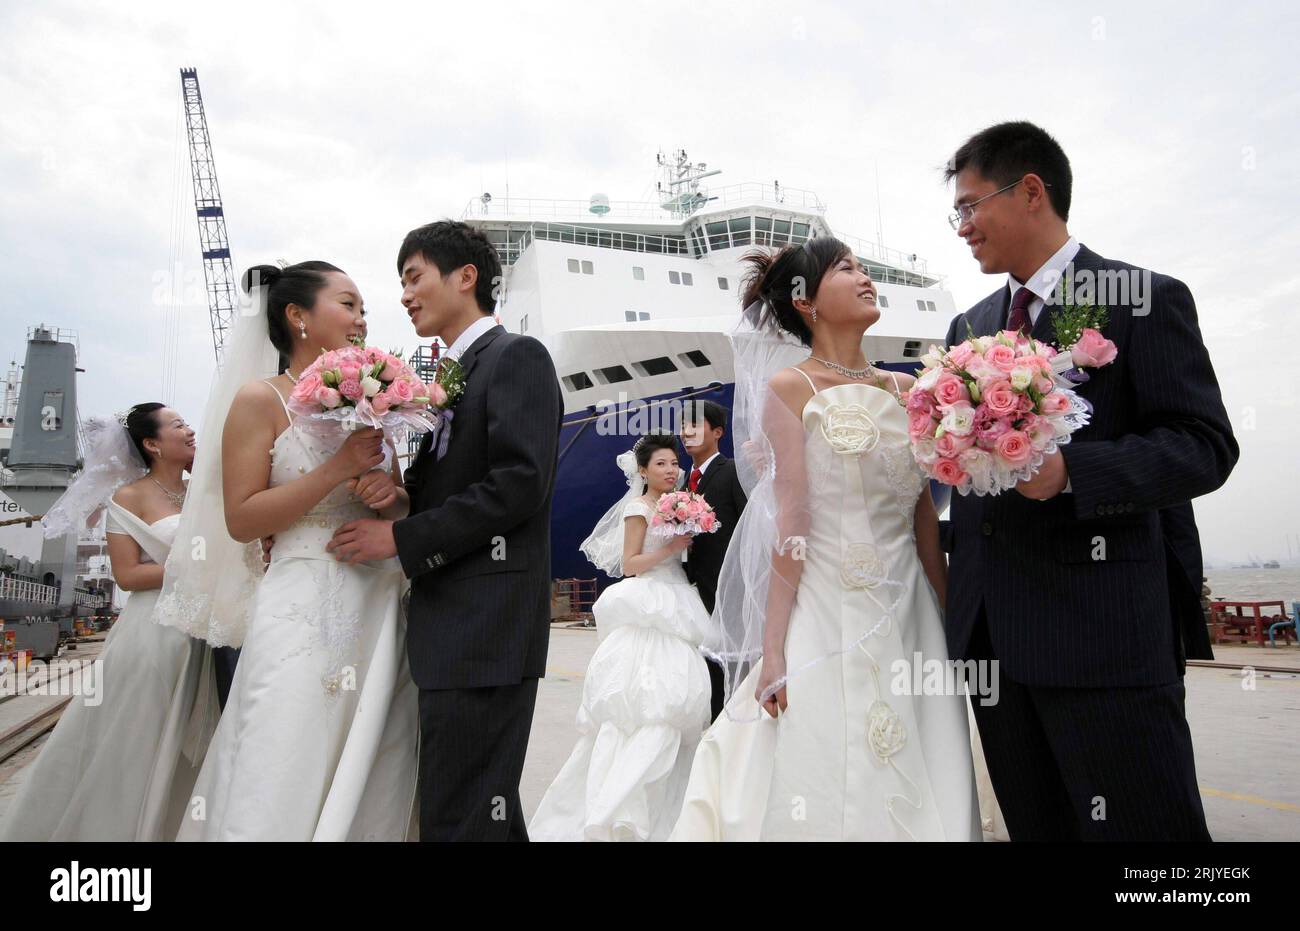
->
<box><xmin>3</xmin><ymin>629</ymin><xmax>1297</xmax><ymax>840</ymax></box>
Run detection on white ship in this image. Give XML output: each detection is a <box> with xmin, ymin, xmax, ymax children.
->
<box><xmin>463</xmin><ymin>151</ymin><xmax>955</xmax><ymax>580</ymax></box>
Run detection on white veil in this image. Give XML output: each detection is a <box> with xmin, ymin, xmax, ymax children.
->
<box><xmin>579</xmin><ymin>448</ymin><xmax>644</xmax><ymax>578</ymax></box>
<box><xmin>41</xmin><ymin>415</ymin><xmax>148</xmax><ymax>538</ymax></box>
<box><xmin>154</xmin><ymin>279</ymin><xmax>280</xmax><ymax>647</ymax></box>
<box><xmin>703</xmin><ymin>304</ymin><xmax>810</xmax><ymax>718</ymax></box>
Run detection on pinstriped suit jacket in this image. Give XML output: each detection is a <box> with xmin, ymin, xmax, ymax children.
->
<box><xmin>943</xmin><ymin>245</ymin><xmax>1238</xmax><ymax>688</ymax></box>
<box><xmin>392</xmin><ymin>324</ymin><xmax>563</xmax><ymax>690</ymax></box>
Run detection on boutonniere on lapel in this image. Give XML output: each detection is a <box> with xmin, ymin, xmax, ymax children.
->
<box><xmin>1046</xmin><ymin>273</ymin><xmax>1117</xmax><ymax>386</ymax></box>
<box><xmin>427</xmin><ymin>354</ymin><xmax>467</xmax><ymax>461</ymax></box>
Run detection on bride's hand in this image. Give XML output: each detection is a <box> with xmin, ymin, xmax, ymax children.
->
<box><xmin>330</xmin><ymin>428</ymin><xmax>385</xmax><ymax>479</ymax></box>
<box><xmin>756</xmin><ymin>652</ymin><xmax>788</xmax><ymax>718</ymax></box>
<box><xmin>348</xmin><ymin>469</ymin><xmax>398</xmax><ymax>510</ymax></box>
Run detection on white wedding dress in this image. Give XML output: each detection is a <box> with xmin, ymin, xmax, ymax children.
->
<box><xmin>670</xmin><ymin>381</ymin><xmax>982</xmax><ymax>841</ymax></box>
<box><xmin>530</xmin><ymin>498</ymin><xmax>713</xmax><ymax>841</ymax></box>
<box><xmin>177</xmin><ymin>387</ymin><xmax>419</xmax><ymax>841</ymax></box>
<box><xmin>0</xmin><ymin>500</ymin><xmax>218</xmax><ymax>841</ymax></box>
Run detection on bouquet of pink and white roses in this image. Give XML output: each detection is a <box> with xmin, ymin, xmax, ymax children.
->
<box><xmin>906</xmin><ymin>329</ymin><xmax>1111</xmax><ymax>496</ymax></box>
<box><xmin>287</xmin><ymin>345</ymin><xmax>445</xmax><ymax>442</ymax></box>
<box><xmin>651</xmin><ymin>491</ymin><xmax>721</xmax><ymax>536</ymax></box>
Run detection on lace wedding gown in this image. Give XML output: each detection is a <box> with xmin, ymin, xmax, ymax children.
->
<box><xmin>177</xmin><ymin>387</ymin><xmax>419</xmax><ymax>841</ymax></box>
<box><xmin>670</xmin><ymin>380</ymin><xmax>982</xmax><ymax>841</ymax></box>
<box><xmin>0</xmin><ymin>500</ymin><xmax>218</xmax><ymax>841</ymax></box>
<box><xmin>529</xmin><ymin>498</ymin><xmax>713</xmax><ymax>841</ymax></box>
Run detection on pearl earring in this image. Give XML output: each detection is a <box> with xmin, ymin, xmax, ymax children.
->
<box><xmin>299</xmin><ymin>321</ymin><xmax>307</xmax><ymax>340</ymax></box>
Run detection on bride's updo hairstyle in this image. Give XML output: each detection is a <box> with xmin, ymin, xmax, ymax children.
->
<box><xmin>634</xmin><ymin>431</ymin><xmax>679</xmax><ymax>469</ymax></box>
<box><xmin>240</xmin><ymin>261</ymin><xmax>345</xmax><ymax>372</ymax></box>
<box><xmin>124</xmin><ymin>402</ymin><xmax>166</xmax><ymax>466</ymax></box>
<box><xmin>739</xmin><ymin>237</ymin><xmax>852</xmax><ymax>347</ymax></box>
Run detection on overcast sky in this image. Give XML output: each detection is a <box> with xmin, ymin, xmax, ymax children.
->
<box><xmin>1</xmin><ymin>0</ymin><xmax>1296</xmax><ymax>564</ymax></box>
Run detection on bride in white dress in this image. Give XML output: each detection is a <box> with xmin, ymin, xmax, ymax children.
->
<box><xmin>171</xmin><ymin>261</ymin><xmax>418</xmax><ymax>841</ymax></box>
<box><xmin>670</xmin><ymin>239</ymin><xmax>983</xmax><ymax>841</ymax></box>
<box><xmin>0</xmin><ymin>407</ymin><xmax>218</xmax><ymax>841</ymax></box>
<box><xmin>530</xmin><ymin>433</ymin><xmax>713</xmax><ymax>841</ymax></box>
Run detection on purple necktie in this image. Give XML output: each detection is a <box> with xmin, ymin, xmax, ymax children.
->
<box><xmin>1007</xmin><ymin>286</ymin><xmax>1035</xmax><ymax>334</ymax></box>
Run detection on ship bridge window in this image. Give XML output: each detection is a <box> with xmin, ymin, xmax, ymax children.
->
<box><xmin>706</xmin><ymin>221</ymin><xmax>729</xmax><ymax>250</ymax></box>
<box><xmin>633</xmin><ymin>356</ymin><xmax>678</xmax><ymax>377</ymax></box>
<box><xmin>563</xmin><ymin>372</ymin><xmax>595</xmax><ymax>392</ymax></box>
<box><xmin>791</xmin><ymin>222</ymin><xmax>811</xmax><ymax>245</ymax></box>
<box><xmin>717</xmin><ymin>277</ymin><xmax>729</xmax><ymax>290</ymax></box>
<box><xmin>678</xmin><ymin>349</ymin><xmax>712</xmax><ymax>368</ymax></box>
<box><xmin>754</xmin><ymin>216</ymin><xmax>772</xmax><ymax>246</ymax></box>
<box><xmin>729</xmin><ymin>217</ymin><xmax>752</xmax><ymax>247</ymax></box>
<box><xmin>632</xmin><ymin>266</ymin><xmax>644</xmax><ymax>280</ymax></box>
<box><xmin>772</xmin><ymin>218</ymin><xmax>791</xmax><ymax>245</ymax></box>
<box><xmin>594</xmin><ymin>365</ymin><xmax>633</xmax><ymax>385</ymax></box>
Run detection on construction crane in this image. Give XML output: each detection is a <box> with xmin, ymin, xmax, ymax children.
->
<box><xmin>179</xmin><ymin>67</ymin><xmax>237</xmax><ymax>365</ymax></box>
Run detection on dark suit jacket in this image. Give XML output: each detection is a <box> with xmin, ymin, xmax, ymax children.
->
<box><xmin>681</xmin><ymin>454</ymin><xmax>747</xmax><ymax>614</ymax></box>
<box><xmin>943</xmin><ymin>244</ymin><xmax>1237</xmax><ymax>688</ymax></box>
<box><xmin>392</xmin><ymin>324</ymin><xmax>563</xmax><ymax>690</ymax></box>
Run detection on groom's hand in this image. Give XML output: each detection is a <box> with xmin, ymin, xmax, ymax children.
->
<box><xmin>1016</xmin><ymin>450</ymin><xmax>1069</xmax><ymax>500</ymax></box>
<box><xmin>348</xmin><ymin>469</ymin><xmax>398</xmax><ymax>510</ymax></box>
<box><xmin>327</xmin><ymin>518</ymin><xmax>398</xmax><ymax>564</ymax></box>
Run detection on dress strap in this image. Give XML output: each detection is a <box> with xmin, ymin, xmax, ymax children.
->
<box><xmin>787</xmin><ymin>366</ymin><xmax>818</xmax><ymax>393</ymax></box>
<box><xmin>885</xmin><ymin>369</ymin><xmax>903</xmax><ymax>401</ymax></box>
<box><xmin>263</xmin><ymin>378</ymin><xmax>294</xmax><ymax>421</ymax></box>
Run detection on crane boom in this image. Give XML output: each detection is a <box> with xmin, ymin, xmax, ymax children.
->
<box><xmin>180</xmin><ymin>67</ymin><xmax>237</xmax><ymax>365</ymax></box>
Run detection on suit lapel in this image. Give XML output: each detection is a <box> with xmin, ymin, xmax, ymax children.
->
<box><xmin>1032</xmin><ymin>243</ymin><xmax>1105</xmax><ymax>346</ymax></box>
<box><xmin>694</xmin><ymin>455</ymin><xmax>726</xmax><ymax>497</ymax></box>
<box><xmin>412</xmin><ymin>323</ymin><xmax>505</xmax><ymax>474</ymax></box>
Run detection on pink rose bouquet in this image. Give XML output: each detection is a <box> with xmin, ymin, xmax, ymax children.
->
<box><xmin>650</xmin><ymin>491</ymin><xmax>721</xmax><ymax>536</ymax></box>
<box><xmin>906</xmin><ymin>330</ymin><xmax>1099</xmax><ymax>495</ymax></box>
<box><xmin>287</xmin><ymin>345</ymin><xmax>440</xmax><ymax>445</ymax></box>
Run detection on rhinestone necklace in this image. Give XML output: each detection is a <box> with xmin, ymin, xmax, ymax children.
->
<box><xmin>810</xmin><ymin>354</ymin><xmax>878</xmax><ymax>380</ymax></box>
<box><xmin>151</xmin><ymin>477</ymin><xmax>186</xmax><ymax>507</ymax></box>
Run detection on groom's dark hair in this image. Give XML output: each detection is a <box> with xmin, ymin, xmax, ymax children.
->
<box><xmin>944</xmin><ymin>121</ymin><xmax>1072</xmax><ymax>221</ymax></box>
<box><xmin>397</xmin><ymin>220</ymin><xmax>501</xmax><ymax>315</ymax></box>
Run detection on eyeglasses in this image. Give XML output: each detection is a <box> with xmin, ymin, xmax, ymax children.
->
<box><xmin>948</xmin><ymin>177</ymin><xmax>1048</xmax><ymax>230</ymax></box>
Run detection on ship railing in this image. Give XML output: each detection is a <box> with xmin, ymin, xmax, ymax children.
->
<box><xmin>0</xmin><ymin>576</ymin><xmax>58</xmax><ymax>605</ymax></box>
<box><xmin>489</xmin><ymin>222</ymin><xmax>694</xmax><ymax>266</ymax></box>
<box><xmin>461</xmin><ymin>182</ymin><xmax>826</xmax><ymax>223</ymax></box>
<box><xmin>832</xmin><ymin>229</ymin><xmax>932</xmax><ymax>278</ymax></box>
<box><xmin>26</xmin><ymin>326</ymin><xmax>81</xmax><ymax>356</ymax></box>
<box><xmin>75</xmin><ymin>590</ymin><xmax>107</xmax><ymax>608</ymax></box>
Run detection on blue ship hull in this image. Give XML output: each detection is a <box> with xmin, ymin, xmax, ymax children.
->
<box><xmin>546</xmin><ymin>363</ymin><xmax>943</xmax><ymax>587</ymax></box>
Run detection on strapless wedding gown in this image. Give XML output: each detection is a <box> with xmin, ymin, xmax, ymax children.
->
<box><xmin>670</xmin><ymin>382</ymin><xmax>982</xmax><ymax>841</ymax></box>
<box><xmin>0</xmin><ymin>501</ymin><xmax>218</xmax><ymax>841</ymax></box>
<box><xmin>178</xmin><ymin>416</ymin><xmax>419</xmax><ymax>841</ymax></box>
<box><xmin>529</xmin><ymin>498</ymin><xmax>713</xmax><ymax>841</ymax></box>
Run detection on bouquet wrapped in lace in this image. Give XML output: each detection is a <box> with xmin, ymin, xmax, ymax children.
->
<box><xmin>650</xmin><ymin>490</ymin><xmax>721</xmax><ymax>536</ymax></box>
<box><xmin>287</xmin><ymin>345</ymin><xmax>442</xmax><ymax>445</ymax></box>
<box><xmin>905</xmin><ymin>330</ymin><xmax>1106</xmax><ymax>496</ymax></box>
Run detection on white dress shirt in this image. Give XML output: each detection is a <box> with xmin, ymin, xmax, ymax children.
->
<box><xmin>1007</xmin><ymin>236</ymin><xmax>1080</xmax><ymax>494</ymax></box>
<box><xmin>444</xmin><ymin>314</ymin><xmax>498</xmax><ymax>362</ymax></box>
<box><xmin>1007</xmin><ymin>235</ymin><xmax>1080</xmax><ymax>326</ymax></box>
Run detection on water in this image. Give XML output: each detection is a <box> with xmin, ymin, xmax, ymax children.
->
<box><xmin>1204</xmin><ymin>568</ymin><xmax>1300</xmax><ymax>606</ymax></box>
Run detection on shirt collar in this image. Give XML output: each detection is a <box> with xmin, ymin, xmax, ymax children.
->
<box><xmin>695</xmin><ymin>451</ymin><xmax>721</xmax><ymax>475</ymax></box>
<box><xmin>1007</xmin><ymin>235</ymin><xmax>1080</xmax><ymax>304</ymax></box>
<box><xmin>445</xmin><ymin>315</ymin><xmax>498</xmax><ymax>361</ymax></box>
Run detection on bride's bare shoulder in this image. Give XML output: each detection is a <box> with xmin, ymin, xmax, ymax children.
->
<box><xmin>767</xmin><ymin>366</ymin><xmax>815</xmax><ymax>418</ymax></box>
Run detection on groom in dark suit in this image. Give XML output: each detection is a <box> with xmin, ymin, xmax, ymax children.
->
<box><xmin>679</xmin><ymin>400</ymin><xmax>747</xmax><ymax>720</ymax></box>
<box><xmin>942</xmin><ymin>122</ymin><xmax>1238</xmax><ymax>840</ymax></box>
<box><xmin>328</xmin><ymin>220</ymin><xmax>562</xmax><ymax>841</ymax></box>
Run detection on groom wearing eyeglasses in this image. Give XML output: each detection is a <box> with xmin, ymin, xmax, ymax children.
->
<box><xmin>941</xmin><ymin>121</ymin><xmax>1237</xmax><ymax>841</ymax></box>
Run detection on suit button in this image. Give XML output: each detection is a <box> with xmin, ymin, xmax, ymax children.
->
<box><xmin>1095</xmin><ymin>505</ymin><xmax>1105</xmax><ymax>516</ymax></box>
<box><xmin>980</xmin><ymin>522</ymin><xmax>994</xmax><ymax>537</ymax></box>
<box><xmin>1125</xmin><ymin>502</ymin><xmax>1134</xmax><ymax>513</ymax></box>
